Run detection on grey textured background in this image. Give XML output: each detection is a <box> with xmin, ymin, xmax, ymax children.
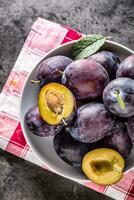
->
<box><xmin>0</xmin><ymin>0</ymin><xmax>134</xmax><ymax>199</ymax></box>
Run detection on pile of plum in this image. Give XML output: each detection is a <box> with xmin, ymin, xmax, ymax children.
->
<box><xmin>25</xmin><ymin>50</ymin><xmax>134</xmax><ymax>182</ymax></box>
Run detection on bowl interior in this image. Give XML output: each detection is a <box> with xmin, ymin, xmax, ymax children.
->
<box><xmin>20</xmin><ymin>40</ymin><xmax>134</xmax><ymax>182</ymax></box>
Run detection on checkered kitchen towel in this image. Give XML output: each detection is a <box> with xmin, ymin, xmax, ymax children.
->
<box><xmin>0</xmin><ymin>17</ymin><xmax>134</xmax><ymax>200</ymax></box>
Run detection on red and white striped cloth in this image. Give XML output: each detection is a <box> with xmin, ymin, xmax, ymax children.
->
<box><xmin>0</xmin><ymin>17</ymin><xmax>134</xmax><ymax>200</ymax></box>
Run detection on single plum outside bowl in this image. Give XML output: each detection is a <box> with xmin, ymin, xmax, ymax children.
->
<box><xmin>20</xmin><ymin>40</ymin><xmax>134</xmax><ymax>183</ymax></box>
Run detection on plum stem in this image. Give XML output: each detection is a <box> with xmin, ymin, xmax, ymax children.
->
<box><xmin>56</xmin><ymin>69</ymin><xmax>64</xmax><ymax>74</ymax></box>
<box><xmin>65</xmin><ymin>127</ymin><xmax>69</xmax><ymax>131</ymax></box>
<box><xmin>61</xmin><ymin>118</ymin><xmax>68</xmax><ymax>126</ymax></box>
<box><xmin>114</xmin><ymin>91</ymin><xmax>126</xmax><ymax>110</ymax></box>
<box><xmin>31</xmin><ymin>80</ymin><xmax>40</xmax><ymax>84</ymax></box>
<box><xmin>106</xmin><ymin>36</ymin><xmax>112</xmax><ymax>40</ymax></box>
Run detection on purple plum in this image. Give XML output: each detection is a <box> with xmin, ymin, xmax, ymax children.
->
<box><xmin>116</xmin><ymin>55</ymin><xmax>134</xmax><ymax>79</ymax></box>
<box><xmin>99</xmin><ymin>121</ymin><xmax>133</xmax><ymax>158</ymax></box>
<box><xmin>36</xmin><ymin>55</ymin><xmax>73</xmax><ymax>87</ymax></box>
<box><xmin>62</xmin><ymin>59</ymin><xmax>109</xmax><ymax>100</ymax></box>
<box><xmin>88</xmin><ymin>51</ymin><xmax>120</xmax><ymax>80</ymax></box>
<box><xmin>25</xmin><ymin>106</ymin><xmax>61</xmax><ymax>137</ymax></box>
<box><xmin>53</xmin><ymin>128</ymin><xmax>99</xmax><ymax>167</ymax></box>
<box><xmin>69</xmin><ymin>103</ymin><xmax>114</xmax><ymax>143</ymax></box>
<box><xmin>103</xmin><ymin>77</ymin><xmax>134</xmax><ymax>117</ymax></box>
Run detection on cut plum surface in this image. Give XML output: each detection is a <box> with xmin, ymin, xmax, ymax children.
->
<box><xmin>38</xmin><ymin>83</ymin><xmax>76</xmax><ymax>125</ymax></box>
<box><xmin>82</xmin><ymin>148</ymin><xmax>125</xmax><ymax>185</ymax></box>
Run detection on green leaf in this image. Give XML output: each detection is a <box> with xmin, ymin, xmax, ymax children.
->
<box><xmin>115</xmin><ymin>91</ymin><xmax>126</xmax><ymax>110</ymax></box>
<box><xmin>72</xmin><ymin>34</ymin><xmax>106</xmax><ymax>60</ymax></box>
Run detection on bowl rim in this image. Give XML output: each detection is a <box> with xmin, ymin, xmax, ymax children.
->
<box><xmin>20</xmin><ymin>39</ymin><xmax>134</xmax><ymax>183</ymax></box>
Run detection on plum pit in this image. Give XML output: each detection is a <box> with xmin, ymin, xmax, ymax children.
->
<box><xmin>91</xmin><ymin>160</ymin><xmax>113</xmax><ymax>175</ymax></box>
<box><xmin>45</xmin><ymin>90</ymin><xmax>64</xmax><ymax>115</ymax></box>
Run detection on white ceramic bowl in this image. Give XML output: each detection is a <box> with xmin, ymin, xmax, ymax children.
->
<box><xmin>20</xmin><ymin>40</ymin><xmax>134</xmax><ymax>182</ymax></box>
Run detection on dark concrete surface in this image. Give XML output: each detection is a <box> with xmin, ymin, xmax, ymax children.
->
<box><xmin>0</xmin><ymin>0</ymin><xmax>134</xmax><ymax>199</ymax></box>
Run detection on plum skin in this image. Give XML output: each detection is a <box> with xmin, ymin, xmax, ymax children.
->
<box><xmin>25</xmin><ymin>106</ymin><xmax>62</xmax><ymax>137</ymax></box>
<box><xmin>103</xmin><ymin>77</ymin><xmax>134</xmax><ymax>117</ymax></box>
<box><xmin>127</xmin><ymin>116</ymin><xmax>134</xmax><ymax>143</ymax></box>
<box><xmin>116</xmin><ymin>55</ymin><xmax>134</xmax><ymax>79</ymax></box>
<box><xmin>88</xmin><ymin>51</ymin><xmax>120</xmax><ymax>80</ymax></box>
<box><xmin>62</xmin><ymin>59</ymin><xmax>109</xmax><ymax>100</ymax></box>
<box><xmin>99</xmin><ymin>121</ymin><xmax>133</xmax><ymax>158</ymax></box>
<box><xmin>53</xmin><ymin>128</ymin><xmax>99</xmax><ymax>167</ymax></box>
<box><xmin>36</xmin><ymin>55</ymin><xmax>73</xmax><ymax>87</ymax></box>
<box><xmin>69</xmin><ymin>103</ymin><xmax>114</xmax><ymax>143</ymax></box>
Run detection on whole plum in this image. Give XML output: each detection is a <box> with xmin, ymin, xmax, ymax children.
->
<box><xmin>25</xmin><ymin>106</ymin><xmax>61</xmax><ymax>137</ymax></box>
<box><xmin>62</xmin><ymin>59</ymin><xmax>109</xmax><ymax>100</ymax></box>
<box><xmin>103</xmin><ymin>77</ymin><xmax>134</xmax><ymax>117</ymax></box>
<box><xmin>99</xmin><ymin>121</ymin><xmax>133</xmax><ymax>158</ymax></box>
<box><xmin>69</xmin><ymin>103</ymin><xmax>114</xmax><ymax>143</ymax></box>
<box><xmin>36</xmin><ymin>55</ymin><xmax>73</xmax><ymax>87</ymax></box>
<box><xmin>88</xmin><ymin>51</ymin><xmax>120</xmax><ymax>80</ymax></box>
<box><xmin>127</xmin><ymin>116</ymin><xmax>134</xmax><ymax>143</ymax></box>
<box><xmin>53</xmin><ymin>128</ymin><xmax>99</xmax><ymax>167</ymax></box>
<box><xmin>116</xmin><ymin>55</ymin><xmax>134</xmax><ymax>79</ymax></box>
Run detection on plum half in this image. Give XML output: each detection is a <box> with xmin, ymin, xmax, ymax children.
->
<box><xmin>82</xmin><ymin>148</ymin><xmax>125</xmax><ymax>185</ymax></box>
<box><xmin>38</xmin><ymin>83</ymin><xmax>76</xmax><ymax>125</ymax></box>
<box><xmin>99</xmin><ymin>121</ymin><xmax>133</xmax><ymax>158</ymax></box>
<box><xmin>25</xmin><ymin>106</ymin><xmax>61</xmax><ymax>137</ymax></box>
<box><xmin>88</xmin><ymin>51</ymin><xmax>120</xmax><ymax>80</ymax></box>
<box><xmin>103</xmin><ymin>77</ymin><xmax>134</xmax><ymax>117</ymax></box>
<box><xmin>62</xmin><ymin>59</ymin><xmax>109</xmax><ymax>100</ymax></box>
<box><xmin>116</xmin><ymin>55</ymin><xmax>134</xmax><ymax>79</ymax></box>
<box><xmin>36</xmin><ymin>55</ymin><xmax>73</xmax><ymax>87</ymax></box>
<box><xmin>53</xmin><ymin>128</ymin><xmax>99</xmax><ymax>167</ymax></box>
<box><xmin>69</xmin><ymin>103</ymin><xmax>114</xmax><ymax>143</ymax></box>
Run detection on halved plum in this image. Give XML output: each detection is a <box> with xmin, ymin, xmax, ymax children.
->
<box><xmin>38</xmin><ymin>83</ymin><xmax>76</xmax><ymax>125</ymax></box>
<box><xmin>82</xmin><ymin>148</ymin><xmax>125</xmax><ymax>185</ymax></box>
